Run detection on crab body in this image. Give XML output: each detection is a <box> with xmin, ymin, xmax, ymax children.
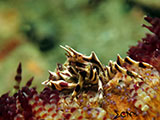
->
<box><xmin>42</xmin><ymin>45</ymin><xmax>158</xmax><ymax>111</ymax></box>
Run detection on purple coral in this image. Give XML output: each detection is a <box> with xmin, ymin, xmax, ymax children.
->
<box><xmin>128</xmin><ymin>16</ymin><xmax>160</xmax><ymax>71</ymax></box>
<box><xmin>0</xmin><ymin>63</ymin><xmax>60</xmax><ymax>120</ymax></box>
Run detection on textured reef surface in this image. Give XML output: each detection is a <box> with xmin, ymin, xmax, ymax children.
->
<box><xmin>0</xmin><ymin>16</ymin><xmax>160</xmax><ymax>120</ymax></box>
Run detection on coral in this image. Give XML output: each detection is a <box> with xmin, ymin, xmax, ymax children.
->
<box><xmin>0</xmin><ymin>17</ymin><xmax>160</xmax><ymax>120</ymax></box>
<box><xmin>128</xmin><ymin>16</ymin><xmax>160</xmax><ymax>71</ymax></box>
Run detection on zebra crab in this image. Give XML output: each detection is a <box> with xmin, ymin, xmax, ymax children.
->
<box><xmin>42</xmin><ymin>45</ymin><xmax>159</xmax><ymax>112</ymax></box>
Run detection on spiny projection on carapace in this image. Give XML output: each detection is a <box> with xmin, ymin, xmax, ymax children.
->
<box><xmin>42</xmin><ymin>45</ymin><xmax>157</xmax><ymax>111</ymax></box>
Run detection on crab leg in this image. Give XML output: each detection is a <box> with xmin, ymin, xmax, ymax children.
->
<box><xmin>117</xmin><ymin>54</ymin><xmax>153</xmax><ymax>69</ymax></box>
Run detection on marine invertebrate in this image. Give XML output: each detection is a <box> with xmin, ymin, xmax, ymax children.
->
<box><xmin>0</xmin><ymin>16</ymin><xmax>160</xmax><ymax>120</ymax></box>
<box><xmin>42</xmin><ymin>45</ymin><xmax>107</xmax><ymax>102</ymax></box>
